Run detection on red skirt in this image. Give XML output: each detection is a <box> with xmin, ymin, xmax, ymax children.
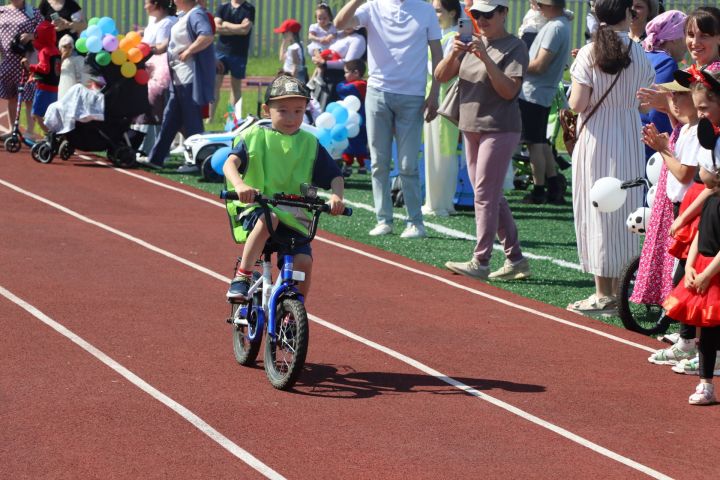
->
<box><xmin>668</xmin><ymin>183</ymin><xmax>705</xmax><ymax>260</ymax></box>
<box><xmin>663</xmin><ymin>254</ymin><xmax>720</xmax><ymax>327</ymax></box>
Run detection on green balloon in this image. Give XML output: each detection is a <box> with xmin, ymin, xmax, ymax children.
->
<box><xmin>88</xmin><ymin>17</ymin><xmax>99</xmax><ymax>26</ymax></box>
<box><xmin>95</xmin><ymin>51</ymin><xmax>111</xmax><ymax>66</ymax></box>
<box><xmin>75</xmin><ymin>37</ymin><xmax>87</xmax><ymax>54</ymax></box>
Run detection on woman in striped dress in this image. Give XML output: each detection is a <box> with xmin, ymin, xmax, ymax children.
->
<box><xmin>567</xmin><ymin>0</ymin><xmax>655</xmax><ymax>314</ymax></box>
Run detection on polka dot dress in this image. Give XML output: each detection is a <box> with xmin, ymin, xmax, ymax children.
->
<box><xmin>0</xmin><ymin>6</ymin><xmax>42</xmax><ymax>101</ymax></box>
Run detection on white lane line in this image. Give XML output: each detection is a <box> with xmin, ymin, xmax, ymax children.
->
<box><xmin>81</xmin><ymin>166</ymin><xmax>656</xmax><ymax>354</ymax></box>
<box><xmin>0</xmin><ymin>178</ymin><xmax>671</xmax><ymax>479</ymax></box>
<box><xmin>0</xmin><ymin>286</ymin><xmax>285</xmax><ymax>480</ymax></box>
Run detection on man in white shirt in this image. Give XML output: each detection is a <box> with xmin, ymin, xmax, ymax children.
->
<box><xmin>336</xmin><ymin>0</ymin><xmax>443</xmax><ymax>239</ymax></box>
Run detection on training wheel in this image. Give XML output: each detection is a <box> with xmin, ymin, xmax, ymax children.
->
<box><xmin>36</xmin><ymin>142</ymin><xmax>54</xmax><ymax>164</ymax></box>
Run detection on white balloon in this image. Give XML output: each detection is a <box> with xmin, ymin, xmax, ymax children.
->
<box><xmin>346</xmin><ymin>122</ymin><xmax>360</xmax><ymax>138</ymax></box>
<box><xmin>300</xmin><ymin>123</ymin><xmax>319</xmax><ymax>137</ymax></box>
<box><xmin>645</xmin><ymin>152</ymin><xmax>663</xmax><ymax>186</ymax></box>
<box><xmin>590</xmin><ymin>177</ymin><xmax>627</xmax><ymax>212</ymax></box>
<box><xmin>626</xmin><ymin>207</ymin><xmax>650</xmax><ymax>235</ymax></box>
<box><xmin>342</xmin><ymin>95</ymin><xmax>361</xmax><ymax>112</ymax></box>
<box><xmin>646</xmin><ymin>185</ymin><xmax>657</xmax><ymax>210</ymax></box>
<box><xmin>347</xmin><ymin>111</ymin><xmax>360</xmax><ymax>127</ymax></box>
<box><xmin>315</xmin><ymin>112</ymin><xmax>336</xmax><ymax>130</ymax></box>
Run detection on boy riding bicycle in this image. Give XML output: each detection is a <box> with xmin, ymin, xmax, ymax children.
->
<box><xmin>222</xmin><ymin>75</ymin><xmax>345</xmax><ymax>301</ymax></box>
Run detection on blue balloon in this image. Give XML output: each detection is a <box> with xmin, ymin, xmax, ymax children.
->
<box><xmin>210</xmin><ymin>147</ymin><xmax>232</xmax><ymax>176</ymax></box>
<box><xmin>318</xmin><ymin>128</ymin><xmax>332</xmax><ymax>148</ymax></box>
<box><xmin>86</xmin><ymin>25</ymin><xmax>103</xmax><ymax>39</ymax></box>
<box><xmin>331</xmin><ymin>104</ymin><xmax>348</xmax><ymax>125</ymax></box>
<box><xmin>98</xmin><ymin>17</ymin><xmax>116</xmax><ymax>35</ymax></box>
<box><xmin>331</xmin><ymin>124</ymin><xmax>348</xmax><ymax>142</ymax></box>
<box><xmin>80</xmin><ymin>30</ymin><xmax>88</xmax><ymax>38</ymax></box>
<box><xmin>325</xmin><ymin>102</ymin><xmax>340</xmax><ymax>114</ymax></box>
<box><xmin>86</xmin><ymin>35</ymin><xmax>103</xmax><ymax>53</ymax></box>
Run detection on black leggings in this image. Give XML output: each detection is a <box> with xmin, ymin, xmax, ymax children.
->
<box><xmin>699</xmin><ymin>327</ymin><xmax>720</xmax><ymax>379</ymax></box>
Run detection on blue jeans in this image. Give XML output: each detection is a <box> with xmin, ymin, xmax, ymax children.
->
<box><xmin>148</xmin><ymin>83</ymin><xmax>204</xmax><ymax>166</ymax></box>
<box><xmin>365</xmin><ymin>87</ymin><xmax>425</xmax><ymax>227</ymax></box>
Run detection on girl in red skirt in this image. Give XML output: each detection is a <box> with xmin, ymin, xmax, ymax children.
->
<box><xmin>664</xmin><ymin>68</ymin><xmax>720</xmax><ymax>405</ymax></box>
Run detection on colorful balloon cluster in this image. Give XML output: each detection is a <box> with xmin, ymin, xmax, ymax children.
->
<box><xmin>75</xmin><ymin>17</ymin><xmax>150</xmax><ymax>84</ymax></box>
<box><xmin>306</xmin><ymin>96</ymin><xmax>362</xmax><ymax>159</ymax></box>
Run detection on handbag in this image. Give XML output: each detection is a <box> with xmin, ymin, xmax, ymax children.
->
<box><xmin>560</xmin><ymin>65</ymin><xmax>624</xmax><ymax>156</ymax></box>
<box><xmin>437</xmin><ymin>79</ymin><xmax>460</xmax><ymax>126</ymax></box>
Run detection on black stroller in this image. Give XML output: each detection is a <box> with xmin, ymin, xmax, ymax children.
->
<box><xmin>31</xmin><ymin>54</ymin><xmax>149</xmax><ymax>167</ymax></box>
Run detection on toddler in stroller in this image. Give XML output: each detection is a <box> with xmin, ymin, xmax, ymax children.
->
<box><xmin>33</xmin><ymin>55</ymin><xmax>149</xmax><ymax>167</ymax></box>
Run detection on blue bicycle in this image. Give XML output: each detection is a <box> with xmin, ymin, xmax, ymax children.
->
<box><xmin>220</xmin><ymin>186</ymin><xmax>352</xmax><ymax>390</ymax></box>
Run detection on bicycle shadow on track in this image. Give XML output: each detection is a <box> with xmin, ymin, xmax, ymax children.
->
<box><xmin>291</xmin><ymin>363</ymin><xmax>545</xmax><ymax>399</ymax></box>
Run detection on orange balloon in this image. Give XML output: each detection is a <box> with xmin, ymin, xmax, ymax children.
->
<box><xmin>125</xmin><ymin>31</ymin><xmax>142</xmax><ymax>48</ymax></box>
<box><xmin>119</xmin><ymin>38</ymin><xmax>132</xmax><ymax>52</ymax></box>
<box><xmin>127</xmin><ymin>47</ymin><xmax>142</xmax><ymax>63</ymax></box>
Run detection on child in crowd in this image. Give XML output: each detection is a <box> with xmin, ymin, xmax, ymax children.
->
<box><xmin>20</xmin><ymin>21</ymin><xmax>60</xmax><ymax>134</ymax></box>
<box><xmin>336</xmin><ymin>59</ymin><xmax>368</xmax><ymax>177</ymax></box>
<box><xmin>662</xmin><ymin>68</ymin><xmax>720</xmax><ymax>405</ymax></box>
<box><xmin>307</xmin><ymin>3</ymin><xmax>336</xmax><ymax>57</ymax></box>
<box><xmin>57</xmin><ymin>34</ymin><xmax>85</xmax><ymax>100</ymax></box>
<box><xmin>222</xmin><ymin>75</ymin><xmax>345</xmax><ymax>300</ymax></box>
<box><xmin>275</xmin><ymin>19</ymin><xmax>308</xmax><ymax>83</ymax></box>
<box><xmin>518</xmin><ymin>0</ymin><xmax>575</xmax><ymax>49</ymax></box>
<box><xmin>639</xmin><ymin>76</ymin><xmax>700</xmax><ymax>367</ymax></box>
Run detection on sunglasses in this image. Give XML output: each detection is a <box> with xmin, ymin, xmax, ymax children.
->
<box><xmin>470</xmin><ymin>7</ymin><xmax>499</xmax><ymax>20</ymax></box>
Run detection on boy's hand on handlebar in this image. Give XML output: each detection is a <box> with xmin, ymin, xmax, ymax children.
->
<box><xmin>329</xmin><ymin>194</ymin><xmax>345</xmax><ymax>215</ymax></box>
<box><xmin>235</xmin><ymin>184</ymin><xmax>259</xmax><ymax>203</ymax></box>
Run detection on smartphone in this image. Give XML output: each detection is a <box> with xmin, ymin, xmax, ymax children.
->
<box><xmin>50</xmin><ymin>12</ymin><xmax>60</xmax><ymax>21</ymax></box>
<box><xmin>458</xmin><ymin>18</ymin><xmax>474</xmax><ymax>43</ymax></box>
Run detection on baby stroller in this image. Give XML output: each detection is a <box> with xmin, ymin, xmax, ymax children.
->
<box><xmin>512</xmin><ymin>81</ymin><xmax>571</xmax><ymax>194</ymax></box>
<box><xmin>31</xmin><ymin>54</ymin><xmax>149</xmax><ymax>167</ymax></box>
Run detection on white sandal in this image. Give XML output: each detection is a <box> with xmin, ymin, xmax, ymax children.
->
<box><xmin>567</xmin><ymin>294</ymin><xmax>618</xmax><ymax>314</ymax></box>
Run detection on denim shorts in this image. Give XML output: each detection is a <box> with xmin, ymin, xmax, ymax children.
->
<box><xmin>217</xmin><ymin>53</ymin><xmax>248</xmax><ymax>79</ymax></box>
<box><xmin>32</xmin><ymin>89</ymin><xmax>57</xmax><ymax>117</ymax></box>
<box><xmin>242</xmin><ymin>209</ymin><xmax>312</xmax><ymax>262</ymax></box>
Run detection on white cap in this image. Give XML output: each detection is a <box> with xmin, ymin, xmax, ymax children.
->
<box><xmin>469</xmin><ymin>0</ymin><xmax>509</xmax><ymax>13</ymax></box>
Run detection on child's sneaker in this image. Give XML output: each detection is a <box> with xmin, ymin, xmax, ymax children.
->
<box><xmin>689</xmin><ymin>382</ymin><xmax>716</xmax><ymax>405</ymax></box>
<box><xmin>342</xmin><ymin>165</ymin><xmax>353</xmax><ymax>178</ymax></box>
<box><xmin>648</xmin><ymin>344</ymin><xmax>697</xmax><ymax>365</ymax></box>
<box><xmin>226</xmin><ymin>275</ymin><xmax>251</xmax><ymax>301</ymax></box>
<box><xmin>671</xmin><ymin>354</ymin><xmax>720</xmax><ymax>375</ymax></box>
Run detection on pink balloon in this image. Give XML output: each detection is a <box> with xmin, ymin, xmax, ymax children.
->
<box><xmin>102</xmin><ymin>34</ymin><xmax>118</xmax><ymax>52</ymax></box>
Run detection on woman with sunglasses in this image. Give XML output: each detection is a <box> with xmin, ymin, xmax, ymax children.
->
<box><xmin>566</xmin><ymin>0</ymin><xmax>655</xmax><ymax>315</ymax></box>
<box><xmin>436</xmin><ymin>0</ymin><xmax>532</xmax><ymax>281</ymax></box>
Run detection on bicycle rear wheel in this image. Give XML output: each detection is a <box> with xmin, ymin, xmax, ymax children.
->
<box><xmin>264</xmin><ymin>298</ymin><xmax>309</xmax><ymax>390</ymax></box>
<box><xmin>231</xmin><ymin>302</ymin><xmax>262</xmax><ymax>366</ymax></box>
<box><xmin>617</xmin><ymin>256</ymin><xmax>670</xmax><ymax>335</ymax></box>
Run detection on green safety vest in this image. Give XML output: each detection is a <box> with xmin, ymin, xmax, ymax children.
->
<box><xmin>225</xmin><ymin>125</ymin><xmax>318</xmax><ymax>243</ymax></box>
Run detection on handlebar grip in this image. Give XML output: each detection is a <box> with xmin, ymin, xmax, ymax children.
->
<box><xmin>219</xmin><ymin>190</ymin><xmax>238</xmax><ymax>200</ymax></box>
<box><xmin>342</xmin><ymin>207</ymin><xmax>353</xmax><ymax>217</ymax></box>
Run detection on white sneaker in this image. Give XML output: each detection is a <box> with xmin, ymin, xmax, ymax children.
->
<box><xmin>400</xmin><ymin>224</ymin><xmax>426</xmax><ymax>239</ymax></box>
<box><xmin>170</xmin><ymin>144</ymin><xmax>186</xmax><ymax>155</ymax></box>
<box><xmin>177</xmin><ymin>163</ymin><xmax>199</xmax><ymax>173</ymax></box>
<box><xmin>672</xmin><ymin>354</ymin><xmax>720</xmax><ymax>375</ymax></box>
<box><xmin>135</xmin><ymin>157</ymin><xmax>163</xmax><ymax>170</ymax></box>
<box><xmin>689</xmin><ymin>382</ymin><xmax>717</xmax><ymax>405</ymax></box>
<box><xmin>369</xmin><ymin>223</ymin><xmax>393</xmax><ymax>236</ymax></box>
<box><xmin>648</xmin><ymin>344</ymin><xmax>697</xmax><ymax>366</ymax></box>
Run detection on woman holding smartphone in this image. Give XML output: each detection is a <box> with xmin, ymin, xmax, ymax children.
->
<box><xmin>38</xmin><ymin>0</ymin><xmax>86</xmax><ymax>42</ymax></box>
<box><xmin>436</xmin><ymin>0</ymin><xmax>532</xmax><ymax>281</ymax></box>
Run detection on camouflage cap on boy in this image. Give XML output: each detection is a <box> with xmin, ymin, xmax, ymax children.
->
<box><xmin>264</xmin><ymin>75</ymin><xmax>311</xmax><ymax>103</ymax></box>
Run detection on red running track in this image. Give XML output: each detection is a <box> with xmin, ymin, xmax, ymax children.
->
<box><xmin>1</xmin><ymin>153</ymin><xmax>719</xmax><ymax>479</ymax></box>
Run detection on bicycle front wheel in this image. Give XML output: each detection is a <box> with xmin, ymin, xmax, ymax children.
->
<box><xmin>264</xmin><ymin>298</ymin><xmax>309</xmax><ymax>390</ymax></box>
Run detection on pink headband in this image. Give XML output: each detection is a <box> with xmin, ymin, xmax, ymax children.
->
<box><xmin>642</xmin><ymin>10</ymin><xmax>687</xmax><ymax>53</ymax></box>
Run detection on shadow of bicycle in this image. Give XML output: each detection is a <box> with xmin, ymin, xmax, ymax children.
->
<box><xmin>291</xmin><ymin>363</ymin><xmax>545</xmax><ymax>399</ymax></box>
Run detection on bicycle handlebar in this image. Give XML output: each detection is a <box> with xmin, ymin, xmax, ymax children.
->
<box><xmin>220</xmin><ymin>190</ymin><xmax>353</xmax><ymax>217</ymax></box>
<box><xmin>620</xmin><ymin>177</ymin><xmax>649</xmax><ymax>190</ymax></box>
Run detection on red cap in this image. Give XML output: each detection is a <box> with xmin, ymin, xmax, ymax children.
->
<box><xmin>274</xmin><ymin>19</ymin><xmax>301</xmax><ymax>34</ymax></box>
